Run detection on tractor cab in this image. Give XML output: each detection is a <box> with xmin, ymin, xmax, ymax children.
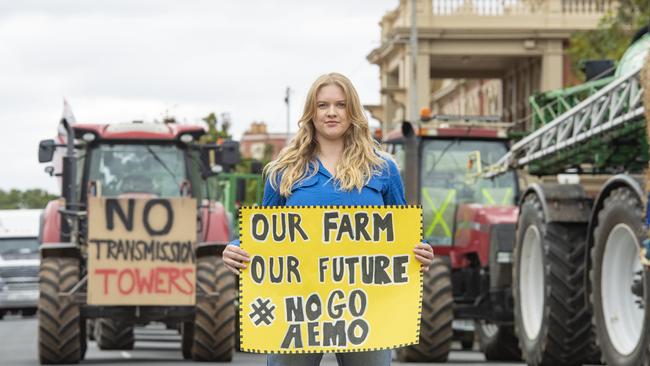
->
<box><xmin>383</xmin><ymin>116</ymin><xmax>518</xmax><ymax>247</ymax></box>
<box><xmin>39</xmin><ymin>122</ymin><xmax>239</xmax><ymax>204</ymax></box>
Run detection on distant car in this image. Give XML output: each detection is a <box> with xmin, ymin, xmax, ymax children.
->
<box><xmin>0</xmin><ymin>209</ymin><xmax>41</xmax><ymax>318</ymax></box>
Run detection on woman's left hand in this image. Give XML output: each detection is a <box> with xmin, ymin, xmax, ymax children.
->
<box><xmin>414</xmin><ymin>243</ymin><xmax>434</xmax><ymax>272</ymax></box>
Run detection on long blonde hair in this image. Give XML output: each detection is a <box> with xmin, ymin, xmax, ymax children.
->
<box><xmin>264</xmin><ymin>72</ymin><xmax>387</xmax><ymax>197</ymax></box>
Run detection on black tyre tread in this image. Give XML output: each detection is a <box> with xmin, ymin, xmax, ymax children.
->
<box><xmin>38</xmin><ymin>257</ymin><xmax>81</xmax><ymax>364</ymax></box>
<box><xmin>94</xmin><ymin>318</ymin><xmax>135</xmax><ymax>350</ymax></box>
<box><xmin>396</xmin><ymin>257</ymin><xmax>453</xmax><ymax>362</ymax></box>
<box><xmin>590</xmin><ymin>187</ymin><xmax>650</xmax><ymax>366</ymax></box>
<box><xmin>514</xmin><ymin>195</ymin><xmax>600</xmax><ymax>366</ymax></box>
<box><xmin>191</xmin><ymin>256</ymin><xmax>237</xmax><ymax>362</ymax></box>
<box><xmin>477</xmin><ymin>322</ymin><xmax>521</xmax><ymax>361</ymax></box>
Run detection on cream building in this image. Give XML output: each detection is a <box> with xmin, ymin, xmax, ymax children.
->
<box><xmin>240</xmin><ymin>122</ymin><xmax>292</xmax><ymax>161</ymax></box>
<box><xmin>366</xmin><ymin>0</ymin><xmax>612</xmax><ymax>132</ymax></box>
<box><xmin>431</xmin><ymin>79</ymin><xmax>502</xmax><ymax>116</ymax></box>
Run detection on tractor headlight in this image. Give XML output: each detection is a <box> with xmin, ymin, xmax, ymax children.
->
<box><xmin>180</xmin><ymin>134</ymin><xmax>194</xmax><ymax>143</ymax></box>
<box><xmin>82</xmin><ymin>133</ymin><xmax>96</xmax><ymax>142</ymax></box>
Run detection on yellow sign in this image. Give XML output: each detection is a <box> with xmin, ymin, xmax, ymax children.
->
<box><xmin>87</xmin><ymin>197</ymin><xmax>197</xmax><ymax>305</ymax></box>
<box><xmin>239</xmin><ymin>205</ymin><xmax>423</xmax><ymax>353</ymax></box>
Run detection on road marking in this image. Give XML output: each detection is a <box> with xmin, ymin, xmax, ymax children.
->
<box><xmin>121</xmin><ymin>351</ymin><xmax>132</xmax><ymax>359</ymax></box>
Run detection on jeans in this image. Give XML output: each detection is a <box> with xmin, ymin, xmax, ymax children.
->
<box><xmin>267</xmin><ymin>350</ymin><xmax>391</xmax><ymax>366</ymax></box>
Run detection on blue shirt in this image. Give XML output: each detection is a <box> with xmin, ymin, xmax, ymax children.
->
<box><xmin>230</xmin><ymin>157</ymin><xmax>406</xmax><ymax>246</ymax></box>
<box><xmin>263</xmin><ymin>158</ymin><xmax>406</xmax><ymax>207</ymax></box>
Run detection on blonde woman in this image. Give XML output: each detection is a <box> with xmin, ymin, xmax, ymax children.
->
<box><xmin>223</xmin><ymin>72</ymin><xmax>434</xmax><ymax>366</ymax></box>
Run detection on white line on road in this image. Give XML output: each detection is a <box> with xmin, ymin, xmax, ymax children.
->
<box><xmin>121</xmin><ymin>351</ymin><xmax>132</xmax><ymax>359</ymax></box>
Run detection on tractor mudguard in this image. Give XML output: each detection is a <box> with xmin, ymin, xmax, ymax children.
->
<box><xmin>520</xmin><ymin>183</ymin><xmax>592</xmax><ymax>223</ymax></box>
<box><xmin>41</xmin><ymin>198</ymin><xmax>63</xmax><ymax>243</ymax></box>
<box><xmin>196</xmin><ymin>241</ymin><xmax>229</xmax><ymax>257</ymax></box>
<box><xmin>40</xmin><ymin>242</ymin><xmax>81</xmax><ymax>259</ymax></box>
<box><xmin>199</xmin><ymin>201</ymin><xmax>231</xmax><ymax>243</ymax></box>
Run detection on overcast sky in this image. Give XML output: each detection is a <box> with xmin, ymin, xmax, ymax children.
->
<box><xmin>0</xmin><ymin>0</ymin><xmax>396</xmax><ymax>193</ymax></box>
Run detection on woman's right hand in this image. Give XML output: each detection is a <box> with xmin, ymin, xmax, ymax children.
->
<box><xmin>222</xmin><ymin>244</ymin><xmax>250</xmax><ymax>275</ymax></box>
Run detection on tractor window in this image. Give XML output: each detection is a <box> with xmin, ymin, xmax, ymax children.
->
<box><xmin>420</xmin><ymin>139</ymin><xmax>516</xmax><ymax>245</ymax></box>
<box><xmin>88</xmin><ymin>144</ymin><xmax>186</xmax><ymax>197</ymax></box>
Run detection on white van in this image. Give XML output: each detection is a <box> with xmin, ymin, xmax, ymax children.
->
<box><xmin>0</xmin><ymin>209</ymin><xmax>41</xmax><ymax>318</ymax></box>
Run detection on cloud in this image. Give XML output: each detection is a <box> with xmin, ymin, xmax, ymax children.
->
<box><xmin>0</xmin><ymin>1</ymin><xmax>396</xmax><ymax>193</ymax></box>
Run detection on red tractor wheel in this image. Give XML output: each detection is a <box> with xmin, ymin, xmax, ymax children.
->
<box><xmin>189</xmin><ymin>255</ymin><xmax>237</xmax><ymax>361</ymax></box>
<box><xmin>38</xmin><ymin>257</ymin><xmax>82</xmax><ymax>364</ymax></box>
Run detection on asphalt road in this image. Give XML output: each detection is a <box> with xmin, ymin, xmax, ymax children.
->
<box><xmin>0</xmin><ymin>314</ymin><xmax>524</xmax><ymax>366</ymax></box>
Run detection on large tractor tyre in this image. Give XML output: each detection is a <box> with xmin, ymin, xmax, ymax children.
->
<box><xmin>38</xmin><ymin>257</ymin><xmax>82</xmax><ymax>364</ymax></box>
<box><xmin>93</xmin><ymin>318</ymin><xmax>135</xmax><ymax>350</ymax></box>
<box><xmin>590</xmin><ymin>187</ymin><xmax>650</xmax><ymax>366</ymax></box>
<box><xmin>513</xmin><ymin>195</ymin><xmax>600</xmax><ymax>366</ymax></box>
<box><xmin>189</xmin><ymin>255</ymin><xmax>237</xmax><ymax>362</ymax></box>
<box><xmin>234</xmin><ymin>298</ymin><xmax>242</xmax><ymax>352</ymax></box>
<box><xmin>476</xmin><ymin>321</ymin><xmax>521</xmax><ymax>361</ymax></box>
<box><xmin>396</xmin><ymin>257</ymin><xmax>453</xmax><ymax>362</ymax></box>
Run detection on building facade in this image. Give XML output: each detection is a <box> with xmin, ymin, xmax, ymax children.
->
<box><xmin>366</xmin><ymin>0</ymin><xmax>611</xmax><ymax>133</ymax></box>
<box><xmin>239</xmin><ymin>122</ymin><xmax>292</xmax><ymax>161</ymax></box>
<box><xmin>431</xmin><ymin>79</ymin><xmax>502</xmax><ymax>117</ymax></box>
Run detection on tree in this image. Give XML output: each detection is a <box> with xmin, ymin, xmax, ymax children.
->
<box><xmin>199</xmin><ymin>112</ymin><xmax>231</xmax><ymax>144</ymax></box>
<box><xmin>0</xmin><ymin>189</ymin><xmax>57</xmax><ymax>209</ymax></box>
<box><xmin>567</xmin><ymin>0</ymin><xmax>649</xmax><ymax>78</ymax></box>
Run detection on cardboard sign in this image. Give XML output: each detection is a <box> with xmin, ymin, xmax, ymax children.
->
<box><xmin>87</xmin><ymin>197</ymin><xmax>197</xmax><ymax>305</ymax></box>
<box><xmin>239</xmin><ymin>205</ymin><xmax>423</xmax><ymax>353</ymax></box>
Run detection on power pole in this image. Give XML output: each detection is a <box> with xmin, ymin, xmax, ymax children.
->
<box><xmin>404</xmin><ymin>0</ymin><xmax>420</xmax><ymax>205</ymax></box>
<box><xmin>409</xmin><ymin>0</ymin><xmax>419</xmax><ymax>124</ymax></box>
<box><xmin>284</xmin><ymin>86</ymin><xmax>291</xmax><ymax>143</ymax></box>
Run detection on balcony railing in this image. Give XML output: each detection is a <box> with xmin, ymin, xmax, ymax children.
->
<box><xmin>562</xmin><ymin>0</ymin><xmax>613</xmax><ymax>13</ymax></box>
<box><xmin>431</xmin><ymin>0</ymin><xmax>613</xmax><ymax>16</ymax></box>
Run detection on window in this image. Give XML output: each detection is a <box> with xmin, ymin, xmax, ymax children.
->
<box><xmin>87</xmin><ymin>144</ymin><xmax>186</xmax><ymax>197</ymax></box>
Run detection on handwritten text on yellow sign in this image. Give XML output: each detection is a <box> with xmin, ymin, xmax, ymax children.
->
<box><xmin>239</xmin><ymin>206</ymin><xmax>422</xmax><ymax>353</ymax></box>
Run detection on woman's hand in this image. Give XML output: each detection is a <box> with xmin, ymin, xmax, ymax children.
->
<box><xmin>223</xmin><ymin>244</ymin><xmax>250</xmax><ymax>275</ymax></box>
<box><xmin>414</xmin><ymin>243</ymin><xmax>434</xmax><ymax>272</ymax></box>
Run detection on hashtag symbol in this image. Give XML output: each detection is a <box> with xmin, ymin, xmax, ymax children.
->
<box><xmin>249</xmin><ymin>298</ymin><xmax>276</xmax><ymax>326</ymax></box>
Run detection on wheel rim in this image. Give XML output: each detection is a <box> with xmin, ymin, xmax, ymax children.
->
<box><xmin>520</xmin><ymin>225</ymin><xmax>544</xmax><ymax>340</ymax></box>
<box><xmin>602</xmin><ymin>223</ymin><xmax>644</xmax><ymax>356</ymax></box>
<box><xmin>480</xmin><ymin>321</ymin><xmax>498</xmax><ymax>338</ymax></box>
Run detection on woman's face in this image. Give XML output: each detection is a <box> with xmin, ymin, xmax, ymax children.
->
<box><xmin>313</xmin><ymin>84</ymin><xmax>351</xmax><ymax>143</ymax></box>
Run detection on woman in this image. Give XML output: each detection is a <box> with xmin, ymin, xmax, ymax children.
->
<box><xmin>223</xmin><ymin>72</ymin><xmax>434</xmax><ymax>366</ymax></box>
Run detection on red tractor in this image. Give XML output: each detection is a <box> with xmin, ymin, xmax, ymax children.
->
<box><xmin>383</xmin><ymin>116</ymin><xmax>522</xmax><ymax>362</ymax></box>
<box><xmin>37</xmin><ymin>119</ymin><xmax>239</xmax><ymax>363</ymax></box>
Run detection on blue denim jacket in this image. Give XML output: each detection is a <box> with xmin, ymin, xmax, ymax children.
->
<box><xmin>230</xmin><ymin>157</ymin><xmax>406</xmax><ymax>246</ymax></box>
